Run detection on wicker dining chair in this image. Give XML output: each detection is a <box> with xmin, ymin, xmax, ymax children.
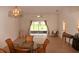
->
<box><xmin>5</xmin><ymin>38</ymin><xmax>30</xmax><ymax>53</ymax></box>
<box><xmin>35</xmin><ymin>39</ymin><xmax>49</xmax><ymax>53</ymax></box>
<box><xmin>0</xmin><ymin>48</ymin><xmax>6</xmax><ymax>53</ymax></box>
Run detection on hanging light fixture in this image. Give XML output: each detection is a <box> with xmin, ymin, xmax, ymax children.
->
<box><xmin>9</xmin><ymin>6</ymin><xmax>22</xmax><ymax>17</ymax></box>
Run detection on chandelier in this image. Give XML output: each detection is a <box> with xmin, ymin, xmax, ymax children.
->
<box><xmin>9</xmin><ymin>6</ymin><xmax>22</xmax><ymax>17</ymax></box>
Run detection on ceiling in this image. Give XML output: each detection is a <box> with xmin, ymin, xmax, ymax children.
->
<box><xmin>20</xmin><ymin>6</ymin><xmax>63</xmax><ymax>14</ymax></box>
<box><xmin>19</xmin><ymin>6</ymin><xmax>79</xmax><ymax>14</ymax></box>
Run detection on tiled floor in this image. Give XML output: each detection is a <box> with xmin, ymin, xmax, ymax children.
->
<box><xmin>46</xmin><ymin>36</ymin><xmax>77</xmax><ymax>53</ymax></box>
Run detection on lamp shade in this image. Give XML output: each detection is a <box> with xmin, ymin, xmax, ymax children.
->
<box><xmin>77</xmin><ymin>24</ymin><xmax>79</xmax><ymax>32</ymax></box>
<box><xmin>63</xmin><ymin>21</ymin><xmax>66</xmax><ymax>32</ymax></box>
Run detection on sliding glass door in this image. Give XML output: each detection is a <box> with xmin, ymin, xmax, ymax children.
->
<box><xmin>30</xmin><ymin>20</ymin><xmax>48</xmax><ymax>35</ymax></box>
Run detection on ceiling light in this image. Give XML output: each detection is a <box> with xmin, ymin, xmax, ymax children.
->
<box><xmin>9</xmin><ymin>6</ymin><xmax>22</xmax><ymax>17</ymax></box>
<box><xmin>37</xmin><ymin>15</ymin><xmax>41</xmax><ymax>18</ymax></box>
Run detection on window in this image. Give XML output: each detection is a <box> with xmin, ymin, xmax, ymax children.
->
<box><xmin>30</xmin><ymin>20</ymin><xmax>48</xmax><ymax>34</ymax></box>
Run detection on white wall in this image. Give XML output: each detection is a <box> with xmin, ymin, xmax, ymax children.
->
<box><xmin>0</xmin><ymin>7</ymin><xmax>20</xmax><ymax>48</ymax></box>
<box><xmin>59</xmin><ymin>7</ymin><xmax>79</xmax><ymax>44</ymax></box>
<box><xmin>20</xmin><ymin>14</ymin><xmax>58</xmax><ymax>35</ymax></box>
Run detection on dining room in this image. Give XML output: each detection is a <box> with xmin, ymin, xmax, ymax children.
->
<box><xmin>0</xmin><ymin>6</ymin><xmax>79</xmax><ymax>53</ymax></box>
